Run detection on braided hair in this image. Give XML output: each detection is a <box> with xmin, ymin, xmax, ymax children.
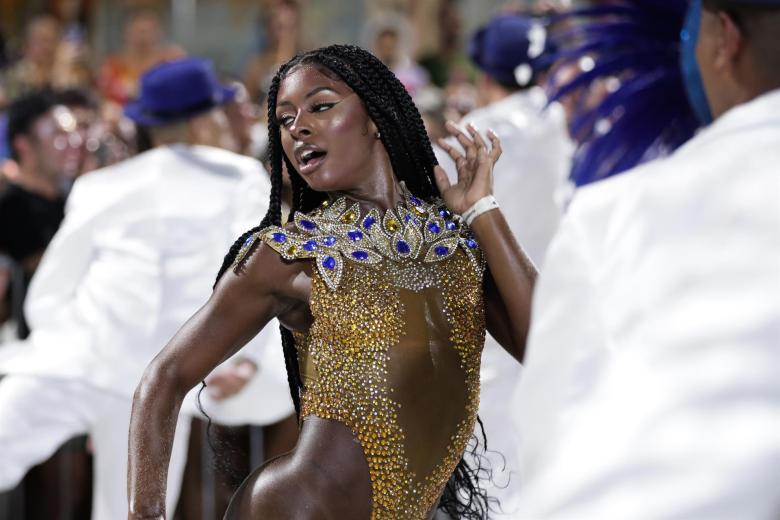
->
<box><xmin>214</xmin><ymin>44</ymin><xmax>492</xmax><ymax>519</ymax></box>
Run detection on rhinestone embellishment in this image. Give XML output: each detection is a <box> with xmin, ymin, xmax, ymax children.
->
<box><xmin>254</xmin><ymin>188</ymin><xmax>483</xmax><ymax>290</ymax></box>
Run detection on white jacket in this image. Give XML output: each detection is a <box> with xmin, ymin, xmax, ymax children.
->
<box><xmin>0</xmin><ymin>144</ymin><xmax>289</xmax><ymax>412</ymax></box>
<box><xmin>439</xmin><ymin>87</ymin><xmax>574</xmax><ymax>515</ymax></box>
<box><xmin>510</xmin><ymin>90</ymin><xmax>780</xmax><ymax>519</ymax></box>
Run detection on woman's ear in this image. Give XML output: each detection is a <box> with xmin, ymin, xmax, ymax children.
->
<box><xmin>365</xmin><ymin>117</ymin><xmax>380</xmax><ymax>139</ymax></box>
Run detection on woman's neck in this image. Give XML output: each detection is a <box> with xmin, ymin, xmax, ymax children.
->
<box><xmin>330</xmin><ymin>148</ymin><xmax>403</xmax><ymax>213</ymax></box>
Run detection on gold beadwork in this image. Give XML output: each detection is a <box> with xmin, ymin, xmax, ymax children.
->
<box><xmin>261</xmin><ymin>190</ymin><xmax>486</xmax><ymax>519</ymax></box>
<box><xmin>341</xmin><ymin>210</ymin><xmax>358</xmax><ymax>224</ymax></box>
<box><xmin>386</xmin><ymin>218</ymin><xmax>400</xmax><ymax>232</ymax></box>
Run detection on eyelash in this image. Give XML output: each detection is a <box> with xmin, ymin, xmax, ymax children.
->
<box><xmin>277</xmin><ymin>102</ymin><xmax>336</xmax><ymax>128</ymax></box>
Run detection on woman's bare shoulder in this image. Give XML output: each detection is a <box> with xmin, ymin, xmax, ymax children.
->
<box><xmin>224</xmin><ymin>223</ymin><xmax>313</xmax><ymax>304</ymax></box>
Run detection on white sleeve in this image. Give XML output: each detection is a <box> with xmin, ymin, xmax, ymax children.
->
<box><xmin>24</xmin><ymin>180</ymin><xmax>97</xmax><ymax>329</ymax></box>
<box><xmin>231</xmin><ymin>159</ymin><xmax>271</xmax><ymax>238</ymax></box>
<box><xmin>513</xmin><ymin>194</ymin><xmax>780</xmax><ymax>520</ymax></box>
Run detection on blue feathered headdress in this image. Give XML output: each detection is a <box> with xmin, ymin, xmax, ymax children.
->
<box><xmin>548</xmin><ymin>0</ymin><xmax>704</xmax><ymax>186</ymax></box>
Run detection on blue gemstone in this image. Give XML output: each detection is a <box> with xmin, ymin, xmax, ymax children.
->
<box><xmin>446</xmin><ymin>221</ymin><xmax>457</xmax><ymax>231</ymax></box>
<box><xmin>435</xmin><ymin>246</ymin><xmax>450</xmax><ymax>256</ymax></box>
<box><xmin>347</xmin><ymin>230</ymin><xmax>364</xmax><ymax>241</ymax></box>
<box><xmin>300</xmin><ymin>219</ymin><xmax>316</xmax><ymax>230</ymax></box>
<box><xmin>351</xmin><ymin>251</ymin><xmax>369</xmax><ymax>261</ymax></box>
<box><xmin>272</xmin><ymin>232</ymin><xmax>287</xmax><ymax>243</ymax></box>
<box><xmin>466</xmin><ymin>238</ymin><xmax>478</xmax><ymax>249</ymax></box>
<box><xmin>439</xmin><ymin>209</ymin><xmax>452</xmax><ymax>218</ymax></box>
<box><xmin>404</xmin><ymin>214</ymin><xmax>413</xmax><ymax>222</ymax></box>
<box><xmin>409</xmin><ymin>195</ymin><xmax>422</xmax><ymax>206</ymax></box>
<box><xmin>363</xmin><ymin>216</ymin><xmax>376</xmax><ymax>229</ymax></box>
<box><xmin>396</xmin><ymin>240</ymin><xmax>411</xmax><ymax>254</ymax></box>
<box><xmin>322</xmin><ymin>256</ymin><xmax>336</xmax><ymax>270</ymax></box>
<box><xmin>322</xmin><ymin>236</ymin><xmax>337</xmax><ymax>247</ymax></box>
<box><xmin>242</xmin><ymin>236</ymin><xmax>254</xmax><ymax>248</ymax></box>
<box><xmin>303</xmin><ymin>239</ymin><xmax>318</xmax><ymax>252</ymax></box>
<box><xmin>427</xmin><ymin>222</ymin><xmax>441</xmax><ymax>234</ymax></box>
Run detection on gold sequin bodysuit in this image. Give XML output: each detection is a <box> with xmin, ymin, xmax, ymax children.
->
<box><xmin>242</xmin><ymin>193</ymin><xmax>486</xmax><ymax>518</ymax></box>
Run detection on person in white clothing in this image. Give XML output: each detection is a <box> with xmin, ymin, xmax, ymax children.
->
<box><xmin>439</xmin><ymin>14</ymin><xmax>572</xmax><ymax>515</ymax></box>
<box><xmin>511</xmin><ymin>1</ymin><xmax>780</xmax><ymax>518</ymax></box>
<box><xmin>0</xmin><ymin>57</ymin><xmax>291</xmax><ymax>520</ymax></box>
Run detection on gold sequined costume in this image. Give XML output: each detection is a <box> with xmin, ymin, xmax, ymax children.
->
<box><xmin>238</xmin><ymin>192</ymin><xmax>486</xmax><ymax>519</ymax></box>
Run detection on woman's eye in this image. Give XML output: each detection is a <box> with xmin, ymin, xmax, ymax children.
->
<box><xmin>312</xmin><ymin>103</ymin><xmax>335</xmax><ymax>113</ymax></box>
<box><xmin>278</xmin><ymin>115</ymin><xmax>294</xmax><ymax>127</ymax></box>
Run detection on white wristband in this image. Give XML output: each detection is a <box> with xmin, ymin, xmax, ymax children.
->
<box><xmin>462</xmin><ymin>195</ymin><xmax>499</xmax><ymax>226</ymax></box>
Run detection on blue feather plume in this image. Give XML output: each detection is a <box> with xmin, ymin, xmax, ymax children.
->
<box><xmin>547</xmin><ymin>0</ymin><xmax>701</xmax><ymax>186</ymax></box>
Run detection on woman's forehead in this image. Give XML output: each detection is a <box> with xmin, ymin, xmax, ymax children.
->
<box><xmin>277</xmin><ymin>64</ymin><xmax>352</xmax><ymax>102</ymax></box>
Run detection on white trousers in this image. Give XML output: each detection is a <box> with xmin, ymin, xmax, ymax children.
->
<box><xmin>0</xmin><ymin>375</ymin><xmax>190</xmax><ymax>520</ymax></box>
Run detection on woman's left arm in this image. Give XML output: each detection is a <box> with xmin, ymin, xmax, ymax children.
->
<box><xmin>435</xmin><ymin>122</ymin><xmax>536</xmax><ymax>363</ymax></box>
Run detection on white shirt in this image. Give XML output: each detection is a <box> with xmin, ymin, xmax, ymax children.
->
<box><xmin>510</xmin><ymin>90</ymin><xmax>780</xmax><ymax>519</ymax></box>
<box><xmin>0</xmin><ymin>145</ymin><xmax>284</xmax><ymax>402</ymax></box>
<box><xmin>439</xmin><ymin>87</ymin><xmax>574</xmax><ymax>515</ymax></box>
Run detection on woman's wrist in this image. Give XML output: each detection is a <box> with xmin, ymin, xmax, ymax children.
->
<box><xmin>462</xmin><ymin>195</ymin><xmax>499</xmax><ymax>226</ymax></box>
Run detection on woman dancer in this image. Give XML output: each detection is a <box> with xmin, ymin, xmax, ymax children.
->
<box><xmin>128</xmin><ymin>45</ymin><xmax>534</xmax><ymax>520</ymax></box>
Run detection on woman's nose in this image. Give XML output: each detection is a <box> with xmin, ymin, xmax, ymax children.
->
<box><xmin>289</xmin><ymin>113</ymin><xmax>313</xmax><ymax>139</ymax></box>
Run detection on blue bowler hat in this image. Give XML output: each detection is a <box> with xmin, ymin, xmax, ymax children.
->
<box><xmin>124</xmin><ymin>57</ymin><xmax>236</xmax><ymax>126</ymax></box>
<box><xmin>469</xmin><ymin>14</ymin><xmax>553</xmax><ymax>88</ymax></box>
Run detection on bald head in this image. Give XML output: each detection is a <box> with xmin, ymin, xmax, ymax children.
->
<box><xmin>697</xmin><ymin>1</ymin><xmax>780</xmax><ymax>117</ymax></box>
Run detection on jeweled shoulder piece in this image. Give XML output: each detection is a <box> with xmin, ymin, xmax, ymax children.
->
<box><xmin>231</xmin><ymin>231</ymin><xmax>262</xmax><ymax>272</ymax></box>
<box><xmin>256</xmin><ymin>193</ymin><xmax>484</xmax><ymax>290</ymax></box>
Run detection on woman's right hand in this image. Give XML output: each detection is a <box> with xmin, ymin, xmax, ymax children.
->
<box><xmin>434</xmin><ymin>121</ymin><xmax>502</xmax><ymax>216</ymax></box>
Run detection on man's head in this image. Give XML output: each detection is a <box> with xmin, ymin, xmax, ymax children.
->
<box><xmin>6</xmin><ymin>90</ymin><xmax>86</xmax><ymax>185</ymax></box>
<box><xmin>697</xmin><ymin>0</ymin><xmax>780</xmax><ymax>117</ymax></box>
<box><xmin>24</xmin><ymin>14</ymin><xmax>61</xmax><ymax>65</ymax></box>
<box><xmin>124</xmin><ymin>10</ymin><xmax>163</xmax><ymax>54</ymax></box>
<box><xmin>469</xmin><ymin>14</ymin><xmax>552</xmax><ymax>104</ymax></box>
<box><xmin>124</xmin><ymin>58</ymin><xmax>237</xmax><ymax>150</ymax></box>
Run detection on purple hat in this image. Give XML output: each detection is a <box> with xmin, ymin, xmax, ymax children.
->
<box><xmin>124</xmin><ymin>57</ymin><xmax>236</xmax><ymax>126</ymax></box>
<box><xmin>468</xmin><ymin>14</ymin><xmax>552</xmax><ymax>88</ymax></box>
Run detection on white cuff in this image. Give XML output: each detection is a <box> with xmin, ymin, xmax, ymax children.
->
<box><xmin>462</xmin><ymin>195</ymin><xmax>499</xmax><ymax>226</ymax></box>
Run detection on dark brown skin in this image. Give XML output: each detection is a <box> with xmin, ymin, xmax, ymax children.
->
<box><xmin>127</xmin><ymin>65</ymin><xmax>535</xmax><ymax>519</ymax></box>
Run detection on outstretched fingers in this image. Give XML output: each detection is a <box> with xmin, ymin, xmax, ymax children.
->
<box><xmin>487</xmin><ymin>128</ymin><xmax>502</xmax><ymax>164</ymax></box>
<box><xmin>437</xmin><ymin>136</ymin><xmax>464</xmax><ymax>163</ymax></box>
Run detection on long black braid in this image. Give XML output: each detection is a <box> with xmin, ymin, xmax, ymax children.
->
<box><xmin>213</xmin><ymin>44</ymin><xmax>493</xmax><ymax>519</ymax></box>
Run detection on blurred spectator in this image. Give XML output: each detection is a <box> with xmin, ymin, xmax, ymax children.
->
<box><xmin>417</xmin><ymin>0</ymin><xmax>474</xmax><ymax>88</ymax></box>
<box><xmin>243</xmin><ymin>0</ymin><xmax>305</xmax><ymax>104</ymax></box>
<box><xmin>223</xmin><ymin>80</ymin><xmax>266</xmax><ymax>158</ymax></box>
<box><xmin>0</xmin><ymin>14</ymin><xmax>62</xmax><ymax>108</ymax></box>
<box><xmin>0</xmin><ymin>57</ymin><xmax>282</xmax><ymax>520</ymax></box>
<box><xmin>439</xmin><ymin>13</ymin><xmax>573</xmax><ymax>517</ymax></box>
<box><xmin>50</xmin><ymin>88</ymin><xmax>100</xmax><ymax>184</ymax></box>
<box><xmin>0</xmin><ymin>89</ymin><xmax>82</xmax><ymax>339</ymax></box>
<box><xmin>98</xmin><ymin>9</ymin><xmax>185</xmax><ymax>106</ymax></box>
<box><xmin>364</xmin><ymin>12</ymin><xmax>430</xmax><ymax>95</ymax></box>
<box><xmin>413</xmin><ymin>85</ymin><xmax>448</xmax><ymax>143</ymax></box>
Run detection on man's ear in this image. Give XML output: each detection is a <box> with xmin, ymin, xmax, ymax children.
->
<box><xmin>12</xmin><ymin>135</ymin><xmax>32</xmax><ymax>162</ymax></box>
<box><xmin>717</xmin><ymin>11</ymin><xmax>745</xmax><ymax>68</ymax></box>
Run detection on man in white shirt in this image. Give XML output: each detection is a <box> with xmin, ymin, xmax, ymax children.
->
<box><xmin>0</xmin><ymin>58</ymin><xmax>288</xmax><ymax>519</ymax></box>
<box><xmin>511</xmin><ymin>2</ymin><xmax>780</xmax><ymax>518</ymax></box>
<box><xmin>438</xmin><ymin>14</ymin><xmax>573</xmax><ymax>516</ymax></box>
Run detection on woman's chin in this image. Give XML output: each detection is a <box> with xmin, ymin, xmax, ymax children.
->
<box><xmin>300</xmin><ymin>170</ymin><xmax>344</xmax><ymax>194</ymax></box>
